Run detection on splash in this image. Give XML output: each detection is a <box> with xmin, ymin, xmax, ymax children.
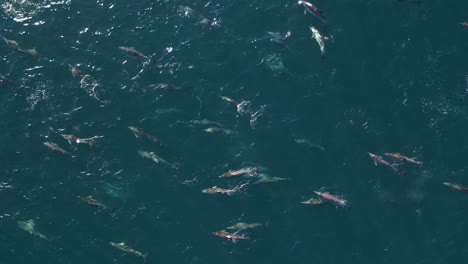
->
<box><xmin>236</xmin><ymin>101</ymin><xmax>268</xmax><ymax>129</ymax></box>
<box><xmin>0</xmin><ymin>182</ymin><xmax>13</xmax><ymax>190</ymax></box>
<box><xmin>2</xmin><ymin>0</ymin><xmax>71</xmax><ymax>23</ymax></box>
<box><xmin>267</xmin><ymin>31</ymin><xmax>291</xmax><ymax>45</ymax></box>
<box><xmin>103</xmin><ymin>183</ymin><xmax>126</xmax><ymax>199</ymax></box>
<box><xmin>17</xmin><ymin>219</ymin><xmax>47</xmax><ymax>239</ymax></box>
<box><xmin>249</xmin><ymin>104</ymin><xmax>267</xmax><ymax>129</ymax></box>
<box><xmin>80</xmin><ymin>74</ymin><xmax>106</xmax><ymax>102</ymax></box>
<box><xmin>263</xmin><ymin>54</ymin><xmax>285</xmax><ymax>72</ymax></box>
<box><xmin>267</xmin><ymin>32</ymin><xmax>283</xmax><ymax>41</ymax></box>
<box><xmin>2</xmin><ymin>0</ymin><xmax>39</xmax><ymax>22</ymax></box>
<box><xmin>178</xmin><ymin>5</ymin><xmax>219</xmax><ymax>27</ymax></box>
<box><xmin>236</xmin><ymin>100</ymin><xmax>253</xmax><ymax>116</ymax></box>
<box><xmin>262</xmin><ymin>53</ymin><xmax>293</xmax><ymax>77</ymax></box>
<box><xmin>26</xmin><ymin>87</ymin><xmax>49</xmax><ymax>111</ymax></box>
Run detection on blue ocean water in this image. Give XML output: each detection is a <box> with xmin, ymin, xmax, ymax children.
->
<box><xmin>1</xmin><ymin>0</ymin><xmax>468</xmax><ymax>263</ymax></box>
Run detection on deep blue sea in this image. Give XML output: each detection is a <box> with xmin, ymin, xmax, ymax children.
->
<box><xmin>1</xmin><ymin>0</ymin><xmax>468</xmax><ymax>263</ymax></box>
